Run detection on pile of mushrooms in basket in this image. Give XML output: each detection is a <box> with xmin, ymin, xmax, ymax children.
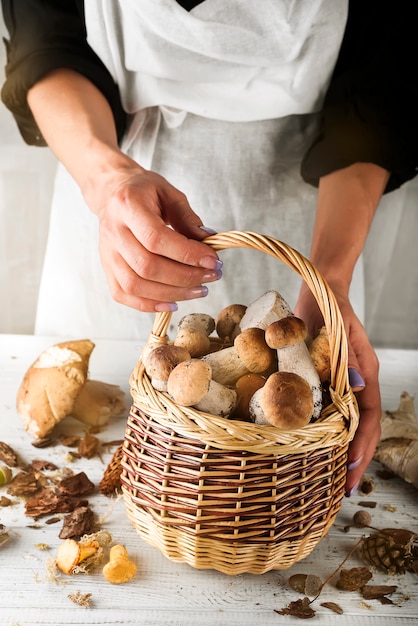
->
<box><xmin>142</xmin><ymin>289</ymin><xmax>331</xmax><ymax>430</ymax></box>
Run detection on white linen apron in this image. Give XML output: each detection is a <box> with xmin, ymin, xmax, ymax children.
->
<box><xmin>35</xmin><ymin>0</ymin><xmax>358</xmax><ymax>341</ymax></box>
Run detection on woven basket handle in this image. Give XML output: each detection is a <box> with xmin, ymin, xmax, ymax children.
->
<box><xmin>149</xmin><ymin>231</ymin><xmax>350</xmax><ymax>400</ymax></box>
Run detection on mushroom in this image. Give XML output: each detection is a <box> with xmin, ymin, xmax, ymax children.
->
<box><xmin>308</xmin><ymin>326</ymin><xmax>331</xmax><ymax>383</ymax></box>
<box><xmin>215</xmin><ymin>303</ymin><xmax>247</xmax><ymax>342</ymax></box>
<box><xmin>265</xmin><ymin>316</ymin><xmax>322</xmax><ymax>419</ymax></box>
<box><xmin>143</xmin><ymin>344</ymin><xmax>191</xmax><ymax>391</ymax></box>
<box><xmin>249</xmin><ymin>371</ymin><xmax>314</xmax><ymax>429</ymax></box>
<box><xmin>174</xmin><ymin>313</ymin><xmax>216</xmax><ymax>357</ymax></box>
<box><xmin>232</xmin><ymin>373</ymin><xmax>266</xmax><ymax>422</ymax></box>
<box><xmin>56</xmin><ymin>537</ymin><xmax>100</xmax><ymax>575</ymax></box>
<box><xmin>16</xmin><ymin>339</ymin><xmax>126</xmax><ymax>437</ymax></box>
<box><xmin>201</xmin><ymin>327</ymin><xmax>276</xmax><ymax>387</ymax></box>
<box><xmin>167</xmin><ymin>359</ymin><xmax>237</xmax><ymax>417</ymax></box>
<box><xmin>102</xmin><ymin>545</ymin><xmax>137</xmax><ymax>584</ymax></box>
<box><xmin>239</xmin><ymin>290</ymin><xmax>293</xmax><ymax>331</ymax></box>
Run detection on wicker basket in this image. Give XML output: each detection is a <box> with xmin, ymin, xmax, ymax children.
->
<box><xmin>121</xmin><ymin>231</ymin><xmax>359</xmax><ymax>575</ymax></box>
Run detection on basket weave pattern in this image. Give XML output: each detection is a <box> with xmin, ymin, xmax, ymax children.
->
<box><xmin>121</xmin><ymin>232</ymin><xmax>359</xmax><ymax>575</ymax></box>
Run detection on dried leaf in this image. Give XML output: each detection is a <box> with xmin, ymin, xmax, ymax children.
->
<box><xmin>320</xmin><ymin>602</ymin><xmax>343</xmax><ymax>615</ymax></box>
<box><xmin>275</xmin><ymin>597</ymin><xmax>316</xmax><ymax>619</ymax></box>
<box><xmin>0</xmin><ymin>441</ymin><xmax>18</xmax><ymax>467</ymax></box>
<box><xmin>0</xmin><ymin>495</ymin><xmax>12</xmax><ymax>507</ymax></box>
<box><xmin>336</xmin><ymin>567</ymin><xmax>373</xmax><ymax>592</ymax></box>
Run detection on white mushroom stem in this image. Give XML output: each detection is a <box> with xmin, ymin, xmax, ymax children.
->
<box><xmin>202</xmin><ymin>327</ymin><xmax>275</xmax><ymax>386</ymax></box>
<box><xmin>239</xmin><ymin>290</ymin><xmax>293</xmax><ymax>331</ymax></box>
<box><xmin>275</xmin><ymin>342</ymin><xmax>322</xmax><ymax>419</ymax></box>
<box><xmin>194</xmin><ymin>379</ymin><xmax>237</xmax><ymax>417</ymax></box>
<box><xmin>71</xmin><ymin>380</ymin><xmax>126</xmax><ymax>426</ymax></box>
<box><xmin>174</xmin><ymin>313</ymin><xmax>216</xmax><ymax>357</ymax></box>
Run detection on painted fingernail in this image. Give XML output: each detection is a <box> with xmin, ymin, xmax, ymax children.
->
<box><xmin>347</xmin><ymin>455</ymin><xmax>363</xmax><ymax>471</ymax></box>
<box><xmin>154</xmin><ymin>302</ymin><xmax>178</xmax><ymax>312</ymax></box>
<box><xmin>185</xmin><ymin>285</ymin><xmax>209</xmax><ymax>299</ymax></box>
<box><xmin>199</xmin><ymin>226</ymin><xmax>218</xmax><ymax>235</ymax></box>
<box><xmin>345</xmin><ymin>481</ymin><xmax>359</xmax><ymax>498</ymax></box>
<box><xmin>202</xmin><ymin>269</ymin><xmax>223</xmax><ymax>283</ymax></box>
<box><xmin>199</xmin><ymin>256</ymin><xmax>223</xmax><ymax>271</ymax></box>
<box><xmin>348</xmin><ymin>368</ymin><xmax>366</xmax><ymax>390</ymax></box>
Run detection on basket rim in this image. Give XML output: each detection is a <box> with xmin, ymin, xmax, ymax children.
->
<box><xmin>129</xmin><ymin>231</ymin><xmax>359</xmax><ymax>455</ymax></box>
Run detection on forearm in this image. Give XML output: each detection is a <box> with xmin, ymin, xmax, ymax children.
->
<box><xmin>27</xmin><ymin>68</ymin><xmax>131</xmax><ymax>212</ymax></box>
<box><xmin>310</xmin><ymin>163</ymin><xmax>390</xmax><ymax>294</ymax></box>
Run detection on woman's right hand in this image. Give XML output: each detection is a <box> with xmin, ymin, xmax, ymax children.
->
<box><xmin>88</xmin><ymin>160</ymin><xmax>223</xmax><ymax>312</ymax></box>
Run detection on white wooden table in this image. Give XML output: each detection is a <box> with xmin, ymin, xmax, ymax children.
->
<box><xmin>0</xmin><ymin>334</ymin><xmax>417</xmax><ymax>626</ymax></box>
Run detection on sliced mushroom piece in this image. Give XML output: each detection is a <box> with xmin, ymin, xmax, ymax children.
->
<box><xmin>239</xmin><ymin>290</ymin><xmax>293</xmax><ymax>331</ymax></box>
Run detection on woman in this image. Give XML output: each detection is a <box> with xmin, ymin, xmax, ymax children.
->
<box><xmin>2</xmin><ymin>0</ymin><xmax>418</xmax><ymax>496</ymax></box>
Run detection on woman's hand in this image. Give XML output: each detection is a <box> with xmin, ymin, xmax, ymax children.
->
<box><xmin>295</xmin><ymin>283</ymin><xmax>381</xmax><ymax>496</ymax></box>
<box><xmin>89</xmin><ymin>162</ymin><xmax>222</xmax><ymax>312</ymax></box>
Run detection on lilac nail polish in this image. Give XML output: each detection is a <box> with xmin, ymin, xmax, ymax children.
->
<box><xmin>345</xmin><ymin>482</ymin><xmax>359</xmax><ymax>498</ymax></box>
<box><xmin>199</xmin><ymin>226</ymin><xmax>218</xmax><ymax>235</ymax></box>
<box><xmin>348</xmin><ymin>368</ymin><xmax>366</xmax><ymax>389</ymax></box>
<box><xmin>154</xmin><ymin>302</ymin><xmax>178</xmax><ymax>313</ymax></box>
<box><xmin>347</xmin><ymin>456</ymin><xmax>363</xmax><ymax>471</ymax></box>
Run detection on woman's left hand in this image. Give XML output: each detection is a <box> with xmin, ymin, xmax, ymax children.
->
<box><xmin>295</xmin><ymin>283</ymin><xmax>382</xmax><ymax>496</ymax></box>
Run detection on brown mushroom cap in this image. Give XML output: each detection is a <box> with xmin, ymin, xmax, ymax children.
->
<box><xmin>216</xmin><ymin>304</ymin><xmax>247</xmax><ymax>341</ymax></box>
<box><xmin>256</xmin><ymin>371</ymin><xmax>314</xmax><ymax>429</ymax></box>
<box><xmin>234</xmin><ymin>327</ymin><xmax>276</xmax><ymax>374</ymax></box>
<box><xmin>144</xmin><ymin>344</ymin><xmax>191</xmax><ymax>383</ymax></box>
<box><xmin>265</xmin><ymin>316</ymin><xmax>308</xmax><ymax>350</ymax></box>
<box><xmin>167</xmin><ymin>359</ymin><xmax>212</xmax><ymax>406</ymax></box>
<box><xmin>233</xmin><ymin>373</ymin><xmax>266</xmax><ymax>421</ymax></box>
<box><xmin>16</xmin><ymin>339</ymin><xmax>95</xmax><ymax>438</ymax></box>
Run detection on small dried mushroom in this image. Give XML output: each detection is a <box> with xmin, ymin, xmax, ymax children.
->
<box><xmin>102</xmin><ymin>544</ymin><xmax>137</xmax><ymax>584</ymax></box>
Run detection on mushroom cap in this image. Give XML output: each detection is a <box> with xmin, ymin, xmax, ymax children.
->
<box><xmin>234</xmin><ymin>327</ymin><xmax>276</xmax><ymax>374</ymax></box>
<box><xmin>174</xmin><ymin>328</ymin><xmax>211</xmax><ymax>357</ymax></box>
<box><xmin>144</xmin><ymin>344</ymin><xmax>191</xmax><ymax>382</ymax></box>
<box><xmin>265</xmin><ymin>316</ymin><xmax>308</xmax><ymax>350</ymax></box>
<box><xmin>167</xmin><ymin>359</ymin><xmax>212</xmax><ymax>406</ymax></box>
<box><xmin>16</xmin><ymin>339</ymin><xmax>95</xmax><ymax>438</ymax></box>
<box><xmin>233</xmin><ymin>373</ymin><xmax>266</xmax><ymax>421</ymax></box>
<box><xmin>256</xmin><ymin>371</ymin><xmax>314</xmax><ymax>429</ymax></box>
<box><xmin>216</xmin><ymin>304</ymin><xmax>247</xmax><ymax>341</ymax></box>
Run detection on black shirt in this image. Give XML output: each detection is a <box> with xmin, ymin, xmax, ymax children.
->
<box><xmin>2</xmin><ymin>0</ymin><xmax>418</xmax><ymax>192</ymax></box>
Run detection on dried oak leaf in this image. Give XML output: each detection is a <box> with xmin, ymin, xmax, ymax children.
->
<box><xmin>275</xmin><ymin>597</ymin><xmax>316</xmax><ymax>619</ymax></box>
<box><xmin>336</xmin><ymin>567</ymin><xmax>373</xmax><ymax>592</ymax></box>
<box><xmin>0</xmin><ymin>441</ymin><xmax>19</xmax><ymax>467</ymax></box>
<box><xmin>59</xmin><ymin>506</ymin><xmax>96</xmax><ymax>539</ymax></box>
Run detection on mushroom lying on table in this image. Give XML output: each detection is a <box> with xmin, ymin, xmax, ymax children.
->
<box><xmin>16</xmin><ymin>339</ymin><xmax>126</xmax><ymax>438</ymax></box>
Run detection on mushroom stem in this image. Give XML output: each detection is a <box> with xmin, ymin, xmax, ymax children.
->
<box><xmin>239</xmin><ymin>290</ymin><xmax>293</xmax><ymax>331</ymax></box>
<box><xmin>71</xmin><ymin>379</ymin><xmax>126</xmax><ymax>426</ymax></box>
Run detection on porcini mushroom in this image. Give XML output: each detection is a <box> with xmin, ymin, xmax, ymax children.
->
<box><xmin>239</xmin><ymin>290</ymin><xmax>293</xmax><ymax>331</ymax></box>
<box><xmin>232</xmin><ymin>373</ymin><xmax>266</xmax><ymax>422</ymax></box>
<box><xmin>265</xmin><ymin>316</ymin><xmax>322</xmax><ymax>419</ymax></box>
<box><xmin>167</xmin><ymin>359</ymin><xmax>237</xmax><ymax>417</ymax></box>
<box><xmin>201</xmin><ymin>327</ymin><xmax>276</xmax><ymax>386</ymax></box>
<box><xmin>174</xmin><ymin>313</ymin><xmax>216</xmax><ymax>357</ymax></box>
<box><xmin>249</xmin><ymin>371</ymin><xmax>314</xmax><ymax>429</ymax></box>
<box><xmin>215</xmin><ymin>303</ymin><xmax>247</xmax><ymax>342</ymax></box>
<box><xmin>143</xmin><ymin>344</ymin><xmax>191</xmax><ymax>391</ymax></box>
<box><xmin>308</xmin><ymin>326</ymin><xmax>331</xmax><ymax>383</ymax></box>
<box><xmin>16</xmin><ymin>339</ymin><xmax>126</xmax><ymax>437</ymax></box>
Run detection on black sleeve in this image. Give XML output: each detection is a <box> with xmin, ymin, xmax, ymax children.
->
<box><xmin>301</xmin><ymin>1</ymin><xmax>418</xmax><ymax>193</ymax></box>
<box><xmin>1</xmin><ymin>0</ymin><xmax>127</xmax><ymax>146</ymax></box>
